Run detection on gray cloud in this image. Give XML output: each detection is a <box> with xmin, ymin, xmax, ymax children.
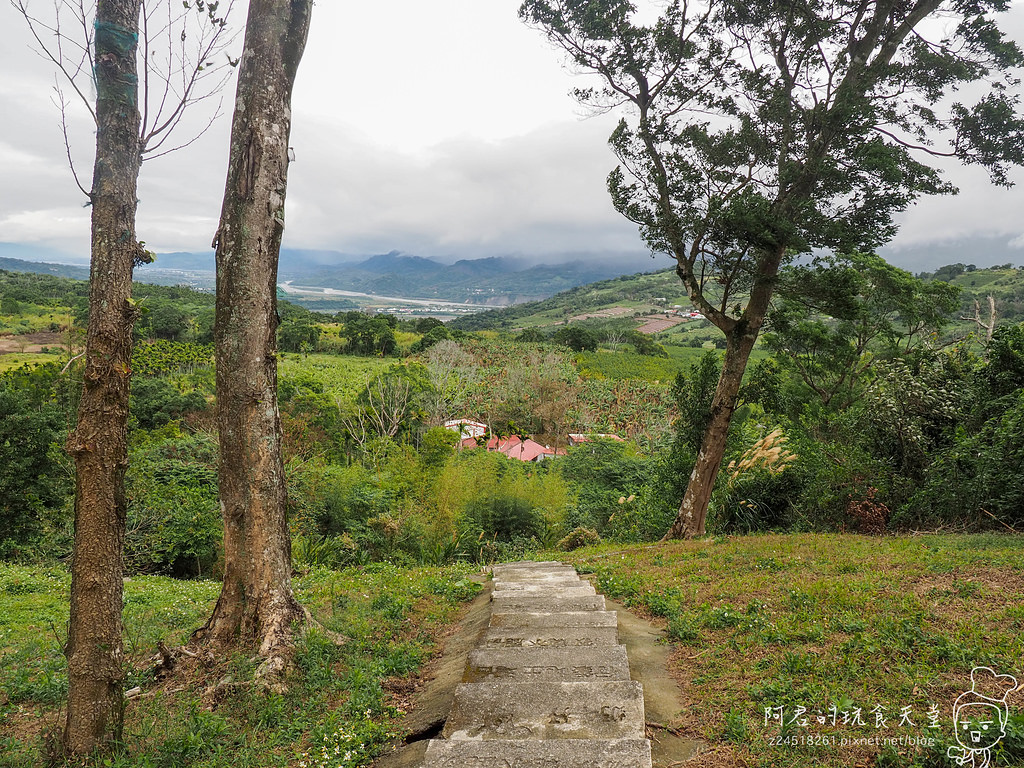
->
<box><xmin>2</xmin><ymin>0</ymin><xmax>1023</xmax><ymax>271</ymax></box>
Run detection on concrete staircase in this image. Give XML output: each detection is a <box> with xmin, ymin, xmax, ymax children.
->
<box><xmin>421</xmin><ymin>561</ymin><xmax>653</xmax><ymax>768</ymax></box>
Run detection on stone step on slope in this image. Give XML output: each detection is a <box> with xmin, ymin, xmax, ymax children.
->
<box><xmin>422</xmin><ymin>737</ymin><xmax>652</xmax><ymax>768</ymax></box>
<box><xmin>490</xmin><ymin>594</ymin><xmax>607</xmax><ymax>613</ymax></box>
<box><xmin>442</xmin><ymin>681</ymin><xmax>645</xmax><ymax>740</ymax></box>
<box><xmin>488</xmin><ymin>611</ymin><xmax>619</xmax><ymax>629</ymax></box>
<box><xmin>420</xmin><ymin>561</ymin><xmax>652</xmax><ymax>768</ymax></box>
<box><xmin>465</xmin><ymin>647</ymin><xmax>631</xmax><ymax>683</ymax></box>
<box><xmin>492</xmin><ymin>582</ymin><xmax>595</xmax><ymax>594</ymax></box>
<box><xmin>481</xmin><ymin>625</ymin><xmax>619</xmax><ymax>649</ymax></box>
<box><xmin>491</xmin><ymin>561</ymin><xmax>572</xmax><ymax>576</ymax></box>
<box><xmin>492</xmin><ymin>573</ymin><xmax>582</xmax><ymax>586</ymax></box>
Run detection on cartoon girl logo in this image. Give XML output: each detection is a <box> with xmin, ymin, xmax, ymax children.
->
<box><xmin>947</xmin><ymin>666</ymin><xmax>1019</xmax><ymax>768</ymax></box>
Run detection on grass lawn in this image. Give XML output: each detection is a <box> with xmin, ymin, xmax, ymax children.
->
<box><xmin>0</xmin><ymin>562</ymin><xmax>480</xmax><ymax>768</ymax></box>
<box><xmin>562</xmin><ymin>534</ymin><xmax>1024</xmax><ymax>768</ymax></box>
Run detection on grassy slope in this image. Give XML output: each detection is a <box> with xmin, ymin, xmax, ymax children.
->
<box><xmin>562</xmin><ymin>534</ymin><xmax>1024</xmax><ymax>768</ymax></box>
<box><xmin>0</xmin><ymin>562</ymin><xmax>481</xmax><ymax>768</ymax></box>
<box><xmin>451</xmin><ymin>266</ymin><xmax>1024</xmax><ymax>337</ymax></box>
<box><xmin>3</xmin><ymin>535</ymin><xmax>1022</xmax><ymax>767</ymax></box>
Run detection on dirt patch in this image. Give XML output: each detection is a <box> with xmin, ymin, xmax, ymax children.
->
<box><xmin>0</xmin><ymin>332</ymin><xmax>64</xmax><ymax>355</ymax></box>
<box><xmin>636</xmin><ymin>316</ymin><xmax>687</xmax><ymax>334</ymax></box>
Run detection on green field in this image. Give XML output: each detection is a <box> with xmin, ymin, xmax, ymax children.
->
<box><xmin>565</xmin><ymin>534</ymin><xmax>1024</xmax><ymax>768</ymax></box>
<box><xmin>0</xmin><ymin>561</ymin><xmax>481</xmax><ymax>768</ymax></box>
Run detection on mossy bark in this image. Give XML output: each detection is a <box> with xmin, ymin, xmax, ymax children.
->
<box><xmin>62</xmin><ymin>0</ymin><xmax>142</xmax><ymax>755</ymax></box>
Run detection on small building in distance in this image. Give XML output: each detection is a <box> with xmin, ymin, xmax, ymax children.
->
<box><xmin>444</xmin><ymin>419</ymin><xmax>487</xmax><ymax>440</ymax></box>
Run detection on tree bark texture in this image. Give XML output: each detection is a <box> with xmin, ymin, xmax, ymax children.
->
<box><xmin>198</xmin><ymin>0</ymin><xmax>312</xmax><ymax>658</ymax></box>
<box><xmin>62</xmin><ymin>0</ymin><xmax>143</xmax><ymax>755</ymax></box>
<box><xmin>665</xmin><ymin>249</ymin><xmax>784</xmax><ymax>539</ymax></box>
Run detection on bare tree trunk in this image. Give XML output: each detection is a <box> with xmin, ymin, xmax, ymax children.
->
<box><xmin>961</xmin><ymin>296</ymin><xmax>997</xmax><ymax>341</ymax></box>
<box><xmin>663</xmin><ymin>329</ymin><xmax>758</xmax><ymax>539</ymax></box>
<box><xmin>62</xmin><ymin>0</ymin><xmax>143</xmax><ymax>755</ymax></box>
<box><xmin>664</xmin><ymin>249</ymin><xmax>782</xmax><ymax>540</ymax></box>
<box><xmin>196</xmin><ymin>0</ymin><xmax>312</xmax><ymax>668</ymax></box>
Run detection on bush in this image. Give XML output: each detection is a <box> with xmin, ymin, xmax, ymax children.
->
<box><xmin>131</xmin><ymin>377</ymin><xmax>208</xmax><ymax>430</ymax></box>
<box><xmin>462</xmin><ymin>495</ymin><xmax>543</xmax><ymax>543</ymax></box>
<box><xmin>557</xmin><ymin>526</ymin><xmax>600</xmax><ymax>551</ymax></box>
<box><xmin>711</xmin><ymin>428</ymin><xmax>800</xmax><ymax>533</ymax></box>
<box><xmin>125</xmin><ymin>433</ymin><xmax>221</xmax><ymax>577</ymax></box>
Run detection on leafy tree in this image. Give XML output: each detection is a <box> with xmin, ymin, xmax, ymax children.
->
<box><xmin>278</xmin><ymin>320</ymin><xmax>321</xmax><ymax>353</ymax></box>
<box><xmin>552</xmin><ymin>324</ymin><xmax>598</xmax><ymax>352</ymax></box>
<box><xmin>146</xmin><ymin>303</ymin><xmax>191</xmax><ymax>341</ymax></box>
<box><xmin>125</xmin><ymin>433</ymin><xmax>221</xmax><ymax>577</ymax></box>
<box><xmin>0</xmin><ymin>296</ymin><xmax>22</xmax><ymax>315</ymax></box>
<box><xmin>411</xmin><ymin>323</ymin><xmax>451</xmax><ymax>353</ymax></box>
<box><xmin>345</xmin><ymin>314</ymin><xmax>397</xmax><ymax>356</ymax></box>
<box><xmin>765</xmin><ymin>253</ymin><xmax>960</xmax><ymax>409</ymax></box>
<box><xmin>521</xmin><ymin>0</ymin><xmax>1024</xmax><ymax>538</ymax></box>
<box><xmin>413</xmin><ymin>317</ymin><xmax>445</xmax><ymax>334</ymax></box>
<box><xmin>559</xmin><ymin>439</ymin><xmax>651</xmax><ymax>532</ymax></box>
<box><xmin>0</xmin><ymin>388</ymin><xmax>65</xmax><ymax>549</ymax></box>
<box><xmin>420</xmin><ymin>425</ymin><xmax>458</xmax><ymax>468</ymax></box>
<box><xmin>971</xmin><ymin>322</ymin><xmax>1024</xmax><ymax>423</ymax></box>
<box><xmin>516</xmin><ymin>327</ymin><xmax>547</xmax><ymax>343</ymax></box>
<box><xmin>130</xmin><ymin>378</ymin><xmax>208</xmax><ymax>430</ymax></box>
<box><xmin>626</xmin><ymin>330</ymin><xmax>668</xmax><ymax>357</ymax></box>
<box><xmin>671</xmin><ymin>351</ymin><xmax>722</xmax><ymax>455</ymax></box>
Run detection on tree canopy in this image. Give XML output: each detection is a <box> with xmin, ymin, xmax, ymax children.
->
<box><xmin>521</xmin><ymin>0</ymin><xmax>1024</xmax><ymax>537</ymax></box>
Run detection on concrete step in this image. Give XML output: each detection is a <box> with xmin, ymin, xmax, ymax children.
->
<box><xmin>481</xmin><ymin>626</ymin><xmax>619</xmax><ymax>649</ymax></box>
<box><xmin>495</xmin><ymin>573</ymin><xmax>585</xmax><ymax>581</ymax></box>
<box><xmin>443</xmin><ymin>681</ymin><xmax>645</xmax><ymax>740</ymax></box>
<box><xmin>489</xmin><ymin>611</ymin><xmax>619</xmax><ymax>629</ymax></box>
<box><xmin>492</xmin><ymin>583</ymin><xmax>596</xmax><ymax>596</ymax></box>
<box><xmin>465</xmin><ymin>647</ymin><xmax>631</xmax><ymax>683</ymax></box>
<box><xmin>491</xmin><ymin>561</ymin><xmax>569</xmax><ymax>574</ymax></box>
<box><xmin>490</xmin><ymin>594</ymin><xmax>606</xmax><ymax>613</ymax></box>
<box><xmin>422</xmin><ymin>737</ymin><xmax>652</xmax><ymax>768</ymax></box>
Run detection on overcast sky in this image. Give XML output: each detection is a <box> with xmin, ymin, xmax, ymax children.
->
<box><xmin>2</xmin><ymin>0</ymin><xmax>1023</xmax><ymax>271</ymax></box>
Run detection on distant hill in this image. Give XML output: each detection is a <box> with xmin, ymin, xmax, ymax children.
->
<box><xmin>449</xmin><ymin>269</ymin><xmax>688</xmax><ymax>330</ymax></box>
<box><xmin>451</xmin><ymin>262</ymin><xmax>1024</xmax><ymax>332</ymax></box>
<box><xmin>0</xmin><ymin>256</ymin><xmax>89</xmax><ymax>280</ymax></box>
<box><xmin>138</xmin><ymin>249</ymin><xmax>650</xmax><ymax>305</ymax></box>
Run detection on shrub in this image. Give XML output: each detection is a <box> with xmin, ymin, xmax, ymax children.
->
<box><xmin>462</xmin><ymin>495</ymin><xmax>542</xmax><ymax>542</ymax></box>
<box><xmin>557</xmin><ymin>526</ymin><xmax>600</xmax><ymax>551</ymax></box>
<box><xmin>125</xmin><ymin>433</ymin><xmax>221</xmax><ymax>577</ymax></box>
<box><xmin>711</xmin><ymin>429</ymin><xmax>800</xmax><ymax>533</ymax></box>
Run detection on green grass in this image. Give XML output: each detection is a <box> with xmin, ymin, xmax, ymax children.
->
<box><xmin>0</xmin><ymin>353</ymin><xmax>62</xmax><ymax>373</ymax></box>
<box><xmin>563</xmin><ymin>534</ymin><xmax>1024</xmax><ymax>768</ymax></box>
<box><xmin>0</xmin><ymin>561</ymin><xmax>481</xmax><ymax>768</ymax></box>
<box><xmin>577</xmin><ymin>349</ymin><xmax>691</xmax><ymax>382</ymax></box>
<box><xmin>278</xmin><ymin>354</ymin><xmax>394</xmax><ymax>401</ymax></box>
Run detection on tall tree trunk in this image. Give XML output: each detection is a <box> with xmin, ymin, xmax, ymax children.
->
<box><xmin>62</xmin><ymin>0</ymin><xmax>143</xmax><ymax>755</ymax></box>
<box><xmin>663</xmin><ymin>328</ymin><xmax>758</xmax><ymax>539</ymax></box>
<box><xmin>664</xmin><ymin>249</ymin><xmax>783</xmax><ymax>540</ymax></box>
<box><xmin>196</xmin><ymin>0</ymin><xmax>312</xmax><ymax>666</ymax></box>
